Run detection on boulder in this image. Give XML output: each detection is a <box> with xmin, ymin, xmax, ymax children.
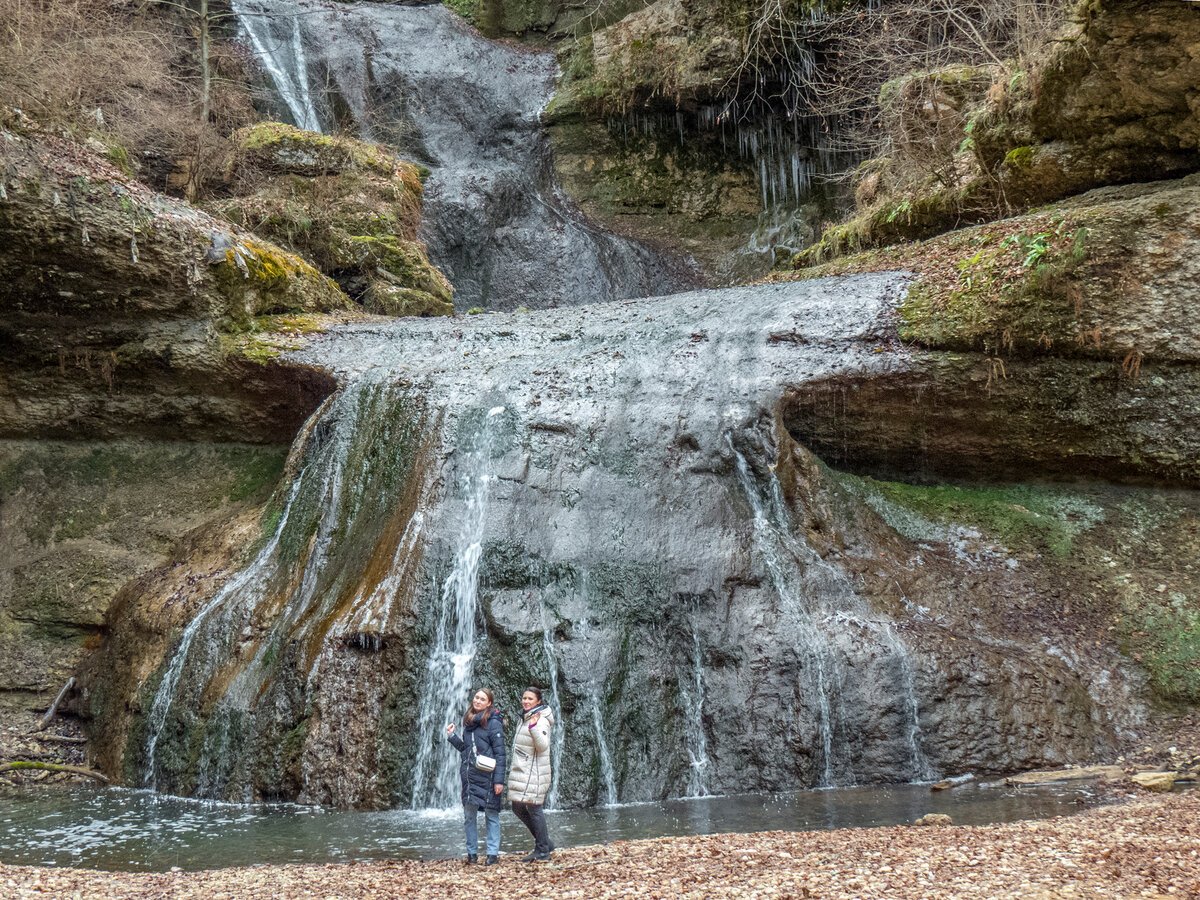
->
<box><xmin>914</xmin><ymin>814</ymin><xmax>954</xmax><ymax>826</ymax></box>
<box><xmin>208</xmin><ymin>123</ymin><xmax>453</xmax><ymax>318</ymax></box>
<box><xmin>1130</xmin><ymin>771</ymin><xmax>1177</xmax><ymax>792</ymax></box>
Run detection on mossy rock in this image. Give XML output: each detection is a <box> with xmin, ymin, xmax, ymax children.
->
<box><xmin>341</xmin><ymin>235</ymin><xmax>452</xmax><ymax>304</ymax></box>
<box><xmin>363</xmin><ymin>282</ymin><xmax>454</xmax><ymax>318</ymax></box>
<box><xmin>805</xmin><ymin>0</ymin><xmax>1200</xmax><ymax>265</ymax></box>
<box><xmin>211</xmin><ymin>236</ymin><xmax>350</xmax><ymax>327</ymax></box>
<box><xmin>235</xmin><ymin>122</ymin><xmax>400</xmax><ymax>178</ymax></box>
<box><xmin>209</xmin><ymin>125</ymin><xmax>451</xmax><ymax>318</ymax></box>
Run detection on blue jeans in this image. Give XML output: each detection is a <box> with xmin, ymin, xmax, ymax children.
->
<box><xmin>463</xmin><ymin>802</ymin><xmax>500</xmax><ymax>857</ymax></box>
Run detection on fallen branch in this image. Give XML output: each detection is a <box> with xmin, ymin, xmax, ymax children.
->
<box><xmin>33</xmin><ymin>734</ymin><xmax>88</xmax><ymax>745</ymax></box>
<box><xmin>33</xmin><ymin>676</ymin><xmax>76</xmax><ymax>732</ymax></box>
<box><xmin>0</xmin><ymin>761</ymin><xmax>109</xmax><ymax>783</ymax></box>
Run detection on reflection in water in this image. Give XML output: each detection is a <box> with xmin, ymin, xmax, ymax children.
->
<box><xmin>0</xmin><ymin>782</ymin><xmax>1104</xmax><ymax>872</ymax></box>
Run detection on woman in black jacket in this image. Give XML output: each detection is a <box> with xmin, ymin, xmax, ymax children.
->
<box><xmin>446</xmin><ymin>688</ymin><xmax>507</xmax><ymax>865</ymax></box>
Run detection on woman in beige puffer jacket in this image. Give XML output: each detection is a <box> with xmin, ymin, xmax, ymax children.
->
<box><xmin>509</xmin><ymin>686</ymin><xmax>556</xmax><ymax>861</ymax></box>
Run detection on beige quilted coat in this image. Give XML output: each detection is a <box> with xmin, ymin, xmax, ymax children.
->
<box><xmin>508</xmin><ymin>706</ymin><xmax>554</xmax><ymax>804</ymax></box>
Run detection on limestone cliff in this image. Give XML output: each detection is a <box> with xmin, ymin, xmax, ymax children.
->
<box><xmin>0</xmin><ymin>118</ymin><xmax>347</xmax><ymax>713</ymax></box>
<box><xmin>0</xmin><ymin>117</ymin><xmax>345</xmax><ymax>443</ymax></box>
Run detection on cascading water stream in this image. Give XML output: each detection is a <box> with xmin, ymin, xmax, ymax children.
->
<box><xmin>591</xmin><ymin>689</ymin><xmax>619</xmax><ymax>807</ymax></box>
<box><xmin>538</xmin><ymin>603</ymin><xmax>566</xmax><ymax>808</ymax></box>
<box><xmin>575</xmin><ymin>610</ymin><xmax>619</xmax><ymax>806</ymax></box>
<box><xmin>409</xmin><ymin>406</ymin><xmax>507</xmax><ymax>810</ymax></box>
<box><xmin>731</xmin><ymin>442</ymin><xmax>840</xmax><ymax>786</ymax></box>
<box><xmin>141</xmin><ymin>476</ymin><xmax>305</xmax><ymax>789</ymax></box>
<box><xmin>227</xmin><ymin>0</ymin><xmax>682</xmax><ymax>310</ymax></box>
<box><xmin>680</xmin><ymin>622</ymin><xmax>711</xmax><ymax>797</ymax></box>
<box><xmin>879</xmin><ymin>623</ymin><xmax>936</xmax><ymax>782</ymax></box>
<box><xmin>233</xmin><ymin>0</ymin><xmax>321</xmax><ymax>132</ymax></box>
<box><xmin>730</xmin><ymin>434</ymin><xmax>937</xmax><ymax>786</ymax></box>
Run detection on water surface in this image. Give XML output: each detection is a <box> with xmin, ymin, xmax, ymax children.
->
<box><xmin>0</xmin><ymin>782</ymin><xmax>1103</xmax><ymax>872</ymax></box>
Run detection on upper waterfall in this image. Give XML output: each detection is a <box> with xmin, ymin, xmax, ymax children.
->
<box><xmin>233</xmin><ymin>0</ymin><xmax>685</xmax><ymax>311</ymax></box>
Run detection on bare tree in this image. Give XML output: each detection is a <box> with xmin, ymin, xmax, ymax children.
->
<box><xmin>722</xmin><ymin>0</ymin><xmax>1070</xmax><ymax>181</ymax></box>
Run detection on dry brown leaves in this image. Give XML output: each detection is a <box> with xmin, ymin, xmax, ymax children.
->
<box><xmin>3</xmin><ymin>791</ymin><xmax>1198</xmax><ymax>899</ymax></box>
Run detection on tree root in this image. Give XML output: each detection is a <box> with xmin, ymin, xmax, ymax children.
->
<box><xmin>0</xmin><ymin>761</ymin><xmax>109</xmax><ymax>783</ymax></box>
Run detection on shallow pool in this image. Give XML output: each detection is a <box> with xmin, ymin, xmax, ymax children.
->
<box><xmin>0</xmin><ymin>781</ymin><xmax>1103</xmax><ymax>871</ymax></box>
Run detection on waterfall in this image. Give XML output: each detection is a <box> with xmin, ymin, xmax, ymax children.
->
<box><xmin>678</xmin><ymin>609</ymin><xmax>710</xmax><ymax>797</ymax></box>
<box><xmin>575</xmin><ymin>608</ymin><xmax>618</xmax><ymax>806</ymax></box>
<box><xmin>141</xmin><ymin>477</ymin><xmax>304</xmax><ymax>789</ymax></box>
<box><xmin>538</xmin><ymin>604</ymin><xmax>566</xmax><ymax>808</ymax></box>
<box><xmin>227</xmin><ymin>1</ymin><xmax>680</xmax><ymax>310</ymax></box>
<box><xmin>880</xmin><ymin>623</ymin><xmax>936</xmax><ymax>782</ymax></box>
<box><xmin>590</xmin><ymin>687</ymin><xmax>618</xmax><ymax>807</ymax></box>
<box><xmin>409</xmin><ymin>406</ymin><xmax>507</xmax><ymax>809</ymax></box>
<box><xmin>107</xmin><ymin>275</ymin><xmax>986</xmax><ymax>808</ymax></box>
<box><xmin>731</xmin><ymin>442</ymin><xmax>841</xmax><ymax>786</ymax></box>
<box><xmin>138</xmin><ymin>376</ymin><xmax>434</xmax><ymax>802</ymax></box>
<box><xmin>730</xmin><ymin>434</ymin><xmax>939</xmax><ymax>786</ymax></box>
<box><xmin>234</xmin><ymin>0</ymin><xmax>321</xmax><ymax>132</ymax></box>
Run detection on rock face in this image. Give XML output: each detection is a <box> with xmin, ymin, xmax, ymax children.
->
<box><xmin>807</xmin><ymin>0</ymin><xmax>1200</xmax><ymax>257</ymax></box>
<box><xmin>0</xmin><ymin>120</ymin><xmax>348</xmax><ymax>713</ymax></box>
<box><xmin>543</xmin><ymin>0</ymin><xmax>847</xmax><ymax>281</ymax></box>
<box><xmin>0</xmin><ymin>120</ymin><xmax>344</xmax><ymax>442</ymax></box>
<box><xmin>0</xmin><ymin>440</ymin><xmax>285</xmax><ymax>714</ymax></box>
<box><xmin>208</xmin><ymin>123</ymin><xmax>454</xmax><ymax>318</ymax></box>
<box><xmin>784</xmin><ymin>176</ymin><xmax>1200</xmax><ymax>486</ymax></box>
<box><xmin>83</xmin><ymin>278</ymin><xmax>1182</xmax><ymax>810</ymax></box>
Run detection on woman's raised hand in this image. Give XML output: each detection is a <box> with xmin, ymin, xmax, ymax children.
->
<box><xmin>445</xmin><ymin>723</ymin><xmax>456</xmax><ymax>735</ymax></box>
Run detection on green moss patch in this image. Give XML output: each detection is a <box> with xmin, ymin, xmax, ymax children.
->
<box><xmin>784</xmin><ymin>210</ymin><xmax>1090</xmax><ymax>357</ymax></box>
<box><xmin>1122</xmin><ymin>603</ymin><xmax>1200</xmax><ymax>703</ymax></box>
<box><xmin>208</xmin><ymin>124</ymin><xmax>449</xmax><ymax>318</ymax></box>
<box><xmin>843</xmin><ymin>475</ymin><xmax>1104</xmax><ymax>558</ymax></box>
<box><xmin>237</xmin><ymin>123</ymin><xmax>399</xmax><ymax>178</ymax></box>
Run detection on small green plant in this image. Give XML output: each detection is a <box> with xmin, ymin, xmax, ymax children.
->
<box><xmin>466</xmin><ymin>306</ymin><xmax>485</xmax><ymax>315</ymax></box>
<box><xmin>1001</xmin><ymin>230</ymin><xmax>1051</xmax><ymax>268</ymax></box>
<box><xmin>442</xmin><ymin>0</ymin><xmax>478</xmax><ymax>23</ymax></box>
<box><xmin>1001</xmin><ymin>218</ymin><xmax>1078</xmax><ymax>270</ymax></box>
<box><xmin>885</xmin><ymin>198</ymin><xmax>913</xmax><ymax>224</ymax></box>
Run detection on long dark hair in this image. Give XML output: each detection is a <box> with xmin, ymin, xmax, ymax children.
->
<box><xmin>462</xmin><ymin>688</ymin><xmax>495</xmax><ymax>726</ymax></box>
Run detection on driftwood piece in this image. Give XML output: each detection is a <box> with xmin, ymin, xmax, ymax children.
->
<box><xmin>0</xmin><ymin>761</ymin><xmax>109</xmax><ymax>783</ymax></box>
<box><xmin>33</xmin><ymin>677</ymin><xmax>76</xmax><ymax>732</ymax></box>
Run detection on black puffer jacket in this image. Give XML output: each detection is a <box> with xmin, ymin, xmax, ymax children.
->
<box><xmin>448</xmin><ymin>708</ymin><xmax>507</xmax><ymax>811</ymax></box>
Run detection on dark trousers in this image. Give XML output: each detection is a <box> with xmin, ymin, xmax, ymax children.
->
<box><xmin>511</xmin><ymin>800</ymin><xmax>551</xmax><ymax>854</ymax></box>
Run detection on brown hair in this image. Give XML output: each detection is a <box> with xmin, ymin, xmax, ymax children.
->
<box><xmin>462</xmin><ymin>688</ymin><xmax>495</xmax><ymax>726</ymax></box>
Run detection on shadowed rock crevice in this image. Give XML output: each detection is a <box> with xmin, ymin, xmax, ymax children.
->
<box><xmin>780</xmin><ymin>359</ymin><xmax>1200</xmax><ymax>487</ymax></box>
